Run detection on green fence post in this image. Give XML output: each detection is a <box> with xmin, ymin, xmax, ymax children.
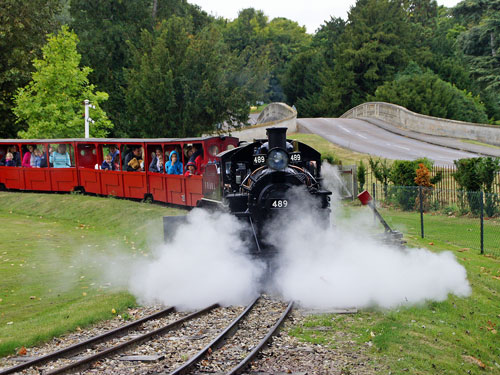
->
<box><xmin>480</xmin><ymin>191</ymin><xmax>484</xmax><ymax>255</ymax></box>
<box><xmin>419</xmin><ymin>186</ymin><xmax>424</xmax><ymax>239</ymax></box>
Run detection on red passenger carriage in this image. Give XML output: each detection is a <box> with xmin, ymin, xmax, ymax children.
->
<box><xmin>0</xmin><ymin>136</ymin><xmax>238</xmax><ymax>206</ymax></box>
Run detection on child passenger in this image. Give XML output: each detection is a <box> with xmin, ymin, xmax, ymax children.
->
<box><xmin>101</xmin><ymin>154</ymin><xmax>114</xmax><ymax>170</ymax></box>
<box><xmin>5</xmin><ymin>153</ymin><xmax>15</xmax><ymax>166</ymax></box>
<box><xmin>184</xmin><ymin>161</ymin><xmax>197</xmax><ymax>176</ymax></box>
<box><xmin>33</xmin><ymin>149</ymin><xmax>42</xmax><ymax>168</ymax></box>
<box><xmin>165</xmin><ymin>151</ymin><xmax>183</xmax><ymax>175</ymax></box>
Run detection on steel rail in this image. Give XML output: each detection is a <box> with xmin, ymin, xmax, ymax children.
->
<box><xmin>167</xmin><ymin>296</ymin><xmax>260</xmax><ymax>375</ymax></box>
<box><xmin>45</xmin><ymin>304</ymin><xmax>218</xmax><ymax>375</ymax></box>
<box><xmin>227</xmin><ymin>300</ymin><xmax>294</xmax><ymax>375</ymax></box>
<box><xmin>0</xmin><ymin>306</ymin><xmax>175</xmax><ymax>375</ymax></box>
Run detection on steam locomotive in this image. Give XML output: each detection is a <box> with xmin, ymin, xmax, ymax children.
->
<box><xmin>164</xmin><ymin>127</ymin><xmax>332</xmax><ymax>256</ymax></box>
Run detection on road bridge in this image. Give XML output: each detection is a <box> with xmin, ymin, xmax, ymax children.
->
<box><xmin>297</xmin><ymin>117</ymin><xmax>490</xmax><ymax>166</ymax></box>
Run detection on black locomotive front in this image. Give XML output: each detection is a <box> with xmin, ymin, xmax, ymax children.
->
<box><xmin>217</xmin><ymin>127</ymin><xmax>332</xmax><ymax>253</ymax></box>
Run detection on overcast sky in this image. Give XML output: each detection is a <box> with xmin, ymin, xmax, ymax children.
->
<box><xmin>190</xmin><ymin>0</ymin><xmax>461</xmax><ymax>33</ymax></box>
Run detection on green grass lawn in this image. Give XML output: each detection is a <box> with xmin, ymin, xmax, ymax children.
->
<box><xmin>290</xmin><ymin>133</ymin><xmax>380</xmax><ymax>166</ymax></box>
<box><xmin>290</xmin><ymin>206</ymin><xmax>500</xmax><ymax>374</ymax></box>
<box><xmin>0</xmin><ymin>192</ymin><xmax>184</xmax><ymax>357</ymax></box>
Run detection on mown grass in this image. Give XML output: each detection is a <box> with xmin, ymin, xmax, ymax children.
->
<box><xmin>290</xmin><ymin>133</ymin><xmax>378</xmax><ymax>166</ymax></box>
<box><xmin>461</xmin><ymin>139</ymin><xmax>500</xmax><ymax>149</ymax></box>
<box><xmin>290</xmin><ymin>206</ymin><xmax>500</xmax><ymax>374</ymax></box>
<box><xmin>0</xmin><ymin>192</ymin><xmax>184</xmax><ymax>357</ymax></box>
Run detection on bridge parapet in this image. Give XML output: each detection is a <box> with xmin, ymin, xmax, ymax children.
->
<box><xmin>342</xmin><ymin>102</ymin><xmax>500</xmax><ymax>146</ymax></box>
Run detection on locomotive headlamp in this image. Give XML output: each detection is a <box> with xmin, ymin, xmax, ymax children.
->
<box><xmin>267</xmin><ymin>148</ymin><xmax>288</xmax><ymax>170</ymax></box>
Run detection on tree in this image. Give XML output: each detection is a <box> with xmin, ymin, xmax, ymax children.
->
<box><xmin>319</xmin><ymin>0</ymin><xmax>412</xmax><ymax>116</ymax></box>
<box><xmin>372</xmin><ymin>65</ymin><xmax>489</xmax><ymax>123</ymax></box>
<box><xmin>124</xmin><ymin>17</ymin><xmax>249</xmax><ymax>137</ymax></box>
<box><xmin>13</xmin><ymin>27</ymin><xmax>112</xmax><ymax>139</ymax></box>
<box><xmin>0</xmin><ymin>0</ymin><xmax>62</xmax><ymax>138</ymax></box>
<box><xmin>453</xmin><ymin>0</ymin><xmax>500</xmax><ymax>120</ymax></box>
<box><xmin>70</xmin><ymin>0</ymin><xmax>213</xmax><ymax>136</ymax></box>
<box><xmin>70</xmin><ymin>0</ymin><xmax>152</xmax><ymax>136</ymax></box>
<box><xmin>283</xmin><ymin>49</ymin><xmax>327</xmax><ymax>117</ymax></box>
<box><xmin>222</xmin><ymin>8</ymin><xmax>311</xmax><ymax>102</ymax></box>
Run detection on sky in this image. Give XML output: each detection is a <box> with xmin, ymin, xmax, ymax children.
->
<box><xmin>190</xmin><ymin>0</ymin><xmax>462</xmax><ymax>34</ymax></box>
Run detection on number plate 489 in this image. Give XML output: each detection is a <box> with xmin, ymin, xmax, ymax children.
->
<box><xmin>270</xmin><ymin>199</ymin><xmax>289</xmax><ymax>208</ymax></box>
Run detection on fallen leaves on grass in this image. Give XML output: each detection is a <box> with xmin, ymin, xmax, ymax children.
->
<box><xmin>463</xmin><ymin>355</ymin><xmax>486</xmax><ymax>369</ymax></box>
<box><xmin>493</xmin><ymin>276</ymin><xmax>500</xmax><ymax>281</ymax></box>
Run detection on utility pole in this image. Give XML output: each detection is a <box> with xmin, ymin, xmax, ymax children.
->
<box><xmin>84</xmin><ymin>100</ymin><xmax>95</xmax><ymax>138</ymax></box>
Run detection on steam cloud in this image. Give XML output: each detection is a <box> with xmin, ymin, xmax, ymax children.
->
<box><xmin>127</xmin><ymin>209</ymin><xmax>264</xmax><ymax>309</ymax></box>
<box><xmin>121</xmin><ymin>163</ymin><xmax>470</xmax><ymax>310</ymax></box>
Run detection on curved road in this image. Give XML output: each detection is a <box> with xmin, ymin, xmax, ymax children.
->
<box><xmin>298</xmin><ymin>118</ymin><xmax>482</xmax><ymax>166</ymax></box>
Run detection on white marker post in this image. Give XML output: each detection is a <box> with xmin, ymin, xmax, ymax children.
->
<box><xmin>84</xmin><ymin>99</ymin><xmax>96</xmax><ymax>138</ymax></box>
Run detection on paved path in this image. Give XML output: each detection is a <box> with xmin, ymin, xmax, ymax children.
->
<box><xmin>297</xmin><ymin>118</ymin><xmax>487</xmax><ymax>166</ymax></box>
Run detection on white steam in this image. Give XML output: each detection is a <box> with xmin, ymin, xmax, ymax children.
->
<box><xmin>110</xmin><ymin>163</ymin><xmax>470</xmax><ymax>310</ymax></box>
<box><xmin>128</xmin><ymin>209</ymin><xmax>264</xmax><ymax>309</ymax></box>
<box><xmin>268</xmin><ymin>163</ymin><xmax>471</xmax><ymax>309</ymax></box>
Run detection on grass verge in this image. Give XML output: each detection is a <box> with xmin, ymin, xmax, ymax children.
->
<box><xmin>290</xmin><ymin>133</ymin><xmax>378</xmax><ymax>165</ymax></box>
<box><xmin>0</xmin><ymin>192</ymin><xmax>184</xmax><ymax>357</ymax></box>
<box><xmin>290</xmin><ymin>206</ymin><xmax>500</xmax><ymax>374</ymax></box>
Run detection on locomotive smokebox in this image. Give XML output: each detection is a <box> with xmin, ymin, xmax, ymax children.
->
<box><xmin>267</xmin><ymin>127</ymin><xmax>287</xmax><ymax>150</ymax></box>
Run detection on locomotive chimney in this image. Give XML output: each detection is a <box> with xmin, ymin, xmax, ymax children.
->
<box><xmin>267</xmin><ymin>127</ymin><xmax>287</xmax><ymax>150</ymax></box>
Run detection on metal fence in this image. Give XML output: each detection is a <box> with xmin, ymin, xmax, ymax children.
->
<box><xmin>365</xmin><ymin>165</ymin><xmax>500</xmax><ymax>201</ymax></box>
<box><xmin>369</xmin><ymin>183</ymin><xmax>500</xmax><ymax>257</ymax></box>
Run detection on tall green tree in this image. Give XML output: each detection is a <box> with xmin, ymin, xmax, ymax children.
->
<box><xmin>222</xmin><ymin>8</ymin><xmax>311</xmax><ymax>102</ymax></box>
<box><xmin>283</xmin><ymin>49</ymin><xmax>327</xmax><ymax>117</ymax></box>
<box><xmin>372</xmin><ymin>65</ymin><xmax>488</xmax><ymax>123</ymax></box>
<box><xmin>453</xmin><ymin>0</ymin><xmax>500</xmax><ymax>119</ymax></box>
<box><xmin>124</xmin><ymin>17</ymin><xmax>249</xmax><ymax>137</ymax></box>
<box><xmin>70</xmin><ymin>0</ymin><xmax>212</xmax><ymax>136</ymax></box>
<box><xmin>70</xmin><ymin>0</ymin><xmax>152</xmax><ymax>136</ymax></box>
<box><xmin>319</xmin><ymin>0</ymin><xmax>412</xmax><ymax>116</ymax></box>
<box><xmin>0</xmin><ymin>0</ymin><xmax>62</xmax><ymax>138</ymax></box>
<box><xmin>13</xmin><ymin>27</ymin><xmax>112</xmax><ymax>139</ymax></box>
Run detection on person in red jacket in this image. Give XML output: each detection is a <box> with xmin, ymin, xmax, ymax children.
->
<box><xmin>184</xmin><ymin>161</ymin><xmax>198</xmax><ymax>176</ymax></box>
<box><xmin>188</xmin><ymin>144</ymin><xmax>204</xmax><ymax>174</ymax></box>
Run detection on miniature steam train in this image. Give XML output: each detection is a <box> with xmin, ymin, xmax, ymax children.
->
<box><xmin>165</xmin><ymin>127</ymin><xmax>333</xmax><ymax>255</ymax></box>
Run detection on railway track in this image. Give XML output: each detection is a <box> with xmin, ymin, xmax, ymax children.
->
<box><xmin>0</xmin><ymin>296</ymin><xmax>292</xmax><ymax>375</ymax></box>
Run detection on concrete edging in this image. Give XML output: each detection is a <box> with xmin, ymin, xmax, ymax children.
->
<box><xmin>342</xmin><ymin>102</ymin><xmax>500</xmax><ymax>146</ymax></box>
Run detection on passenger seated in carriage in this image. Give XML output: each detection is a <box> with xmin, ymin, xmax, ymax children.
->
<box><xmin>0</xmin><ymin>145</ymin><xmax>21</xmax><ymax>166</ymax></box>
<box><xmin>4</xmin><ymin>153</ymin><xmax>15</xmax><ymax>166</ymax></box>
<box><xmin>188</xmin><ymin>143</ymin><xmax>204</xmax><ymax>174</ymax></box>
<box><xmin>49</xmin><ymin>144</ymin><xmax>71</xmax><ymax>168</ymax></box>
<box><xmin>33</xmin><ymin>149</ymin><xmax>42</xmax><ymax>168</ymax></box>
<box><xmin>149</xmin><ymin>148</ymin><xmax>163</xmax><ymax>173</ymax></box>
<box><xmin>184</xmin><ymin>161</ymin><xmax>198</xmax><ymax>176</ymax></box>
<box><xmin>101</xmin><ymin>154</ymin><xmax>114</xmax><ymax>171</ymax></box>
<box><xmin>124</xmin><ymin>146</ymin><xmax>143</xmax><ymax>172</ymax></box>
<box><xmin>165</xmin><ymin>150</ymin><xmax>182</xmax><ymax>175</ymax></box>
<box><xmin>108</xmin><ymin>145</ymin><xmax>119</xmax><ymax>163</ymax></box>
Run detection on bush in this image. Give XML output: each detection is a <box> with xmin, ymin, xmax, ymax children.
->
<box><xmin>388</xmin><ymin>158</ymin><xmax>433</xmax><ymax>210</ymax></box>
<box><xmin>357</xmin><ymin>160</ymin><xmax>366</xmax><ymax>191</ymax></box>
<box><xmin>453</xmin><ymin>157</ymin><xmax>500</xmax><ymax>216</ymax></box>
<box><xmin>372</xmin><ymin>67</ymin><xmax>489</xmax><ymax>124</ymax></box>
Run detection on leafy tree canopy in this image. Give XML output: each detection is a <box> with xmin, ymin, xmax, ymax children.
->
<box><xmin>13</xmin><ymin>26</ymin><xmax>112</xmax><ymax>139</ymax></box>
<box><xmin>124</xmin><ymin>17</ymin><xmax>250</xmax><ymax>138</ymax></box>
<box><xmin>372</xmin><ymin>63</ymin><xmax>489</xmax><ymax>123</ymax></box>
